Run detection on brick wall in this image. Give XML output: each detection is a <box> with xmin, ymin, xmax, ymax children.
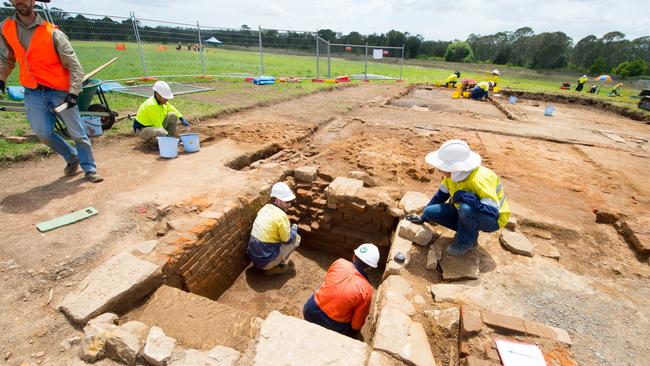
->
<box><xmin>287</xmin><ymin>173</ymin><xmax>400</xmax><ymax>260</ymax></box>
<box><xmin>153</xmin><ymin>186</ymin><xmax>271</xmax><ymax>300</ymax></box>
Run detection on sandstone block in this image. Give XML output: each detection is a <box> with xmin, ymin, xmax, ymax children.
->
<box><xmin>480</xmin><ymin>310</ymin><xmax>526</xmax><ymax>334</ymax></box>
<box><xmin>429</xmin><ymin>284</ymin><xmax>468</xmax><ymax>302</ymax></box>
<box><xmin>143</xmin><ymin>326</ymin><xmax>177</xmax><ymax>366</ymax></box>
<box><xmin>425</xmin><ymin>246</ymin><xmax>438</xmax><ymax>270</ymax></box>
<box><xmin>294</xmin><ymin>166</ymin><xmax>319</xmax><ymax>183</ymax></box>
<box><xmin>383</xmin><ymin>235</ymin><xmax>412</xmax><ymax>279</ymax></box>
<box><xmin>500</xmin><ymin>231</ymin><xmax>534</xmax><ymax>257</ymax></box>
<box><xmin>367</xmin><ymin>351</ymin><xmax>407</xmax><ymax>366</ymax></box>
<box><xmin>397</xmin><ymin>220</ymin><xmax>419</xmax><ymax>241</ymax></box>
<box><xmin>505</xmin><ymin>216</ymin><xmax>517</xmax><ymax>231</ymax></box>
<box><xmin>372</xmin><ymin>306</ymin><xmax>436</xmax><ymax>366</ymax></box>
<box><xmin>136</xmin><ymin>240</ymin><xmax>159</xmax><ymax>255</ymax></box>
<box><xmin>79</xmin><ymin>315</ymin><xmax>119</xmax><ymax>363</ymax></box>
<box><xmin>169</xmin><ymin>346</ymin><xmax>240</xmax><ymax>366</ymax></box>
<box><xmin>440</xmin><ymin>245</ymin><xmax>480</xmax><ymax>280</ymax></box>
<box><xmin>523</xmin><ymin>320</ymin><xmax>572</xmax><ymax>345</ymax></box>
<box><xmin>252</xmin><ymin>311</ymin><xmax>368</xmax><ymax>366</ymax></box>
<box><xmin>349</xmin><ymin>170</ymin><xmax>374</xmax><ymax>186</ymax></box>
<box><xmin>534</xmin><ymin>241</ymin><xmax>560</xmax><ymax>259</ymax></box>
<box><xmin>413</xmin><ymin>225</ymin><xmax>434</xmax><ymax>246</ymax></box>
<box><xmin>106</xmin><ymin>321</ymin><xmax>149</xmax><ymax>365</ymax></box>
<box><xmin>426</xmin><ymin>307</ymin><xmax>459</xmax><ymax>332</ymax></box>
<box><xmin>398</xmin><ymin>191</ymin><xmax>429</xmax><ymax>214</ymax></box>
<box><xmin>59</xmin><ymin>252</ymin><xmax>162</xmax><ymax>325</ymax></box>
<box><xmin>461</xmin><ymin>356</ymin><xmax>499</xmax><ymax>366</ymax></box>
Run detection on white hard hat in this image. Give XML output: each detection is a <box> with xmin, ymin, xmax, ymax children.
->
<box><xmin>153</xmin><ymin>81</ymin><xmax>174</xmax><ymax>99</ymax></box>
<box><xmin>491</xmin><ymin>69</ymin><xmax>500</xmax><ymax>76</ymax></box>
<box><xmin>270</xmin><ymin>182</ymin><xmax>295</xmax><ymax>202</ymax></box>
<box><xmin>425</xmin><ymin>139</ymin><xmax>481</xmax><ymax>172</ymax></box>
<box><xmin>354</xmin><ymin>243</ymin><xmax>379</xmax><ymax>268</ymax></box>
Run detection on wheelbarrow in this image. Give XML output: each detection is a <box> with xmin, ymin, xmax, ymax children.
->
<box><xmin>0</xmin><ymin>78</ymin><xmax>118</xmax><ymax>137</ymax></box>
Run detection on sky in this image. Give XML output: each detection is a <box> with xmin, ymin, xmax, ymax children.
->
<box><xmin>48</xmin><ymin>0</ymin><xmax>650</xmax><ymax>42</ymax></box>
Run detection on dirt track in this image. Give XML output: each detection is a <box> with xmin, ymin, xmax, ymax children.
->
<box><xmin>1</xmin><ymin>83</ymin><xmax>649</xmax><ymax>365</ymax></box>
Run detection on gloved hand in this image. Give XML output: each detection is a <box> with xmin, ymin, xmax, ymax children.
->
<box><xmin>65</xmin><ymin>93</ymin><xmax>78</xmax><ymax>109</ymax></box>
<box><xmin>180</xmin><ymin>117</ymin><xmax>190</xmax><ymax>127</ymax></box>
<box><xmin>291</xmin><ymin>223</ymin><xmax>298</xmax><ymax>233</ymax></box>
<box><xmin>0</xmin><ymin>80</ymin><xmax>5</xmax><ymax>93</ymax></box>
<box><xmin>405</xmin><ymin>214</ymin><xmax>424</xmax><ymax>224</ymax></box>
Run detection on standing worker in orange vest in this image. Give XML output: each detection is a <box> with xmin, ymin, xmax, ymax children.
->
<box><xmin>303</xmin><ymin>243</ymin><xmax>379</xmax><ymax>336</ymax></box>
<box><xmin>0</xmin><ymin>0</ymin><xmax>102</xmax><ymax>182</ymax></box>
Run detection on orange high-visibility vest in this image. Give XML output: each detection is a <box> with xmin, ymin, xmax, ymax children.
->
<box><xmin>2</xmin><ymin>18</ymin><xmax>70</xmax><ymax>91</ymax></box>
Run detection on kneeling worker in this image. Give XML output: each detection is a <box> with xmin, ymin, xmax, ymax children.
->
<box><xmin>406</xmin><ymin>140</ymin><xmax>510</xmax><ymax>256</ymax></box>
<box><xmin>444</xmin><ymin>71</ymin><xmax>461</xmax><ymax>88</ymax></box>
<box><xmin>247</xmin><ymin>182</ymin><xmax>300</xmax><ymax>275</ymax></box>
<box><xmin>470</xmin><ymin>81</ymin><xmax>493</xmax><ymax>100</ymax></box>
<box><xmin>303</xmin><ymin>243</ymin><xmax>379</xmax><ymax>336</ymax></box>
<box><xmin>133</xmin><ymin>81</ymin><xmax>189</xmax><ymax>148</ymax></box>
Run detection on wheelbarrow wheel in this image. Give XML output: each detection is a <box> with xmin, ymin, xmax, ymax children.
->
<box><xmin>87</xmin><ymin>104</ymin><xmax>116</xmax><ymax>130</ymax></box>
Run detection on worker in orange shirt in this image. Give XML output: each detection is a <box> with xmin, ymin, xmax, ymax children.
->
<box><xmin>303</xmin><ymin>243</ymin><xmax>379</xmax><ymax>336</ymax></box>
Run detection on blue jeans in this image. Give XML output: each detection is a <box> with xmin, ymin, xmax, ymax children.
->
<box><xmin>470</xmin><ymin>86</ymin><xmax>487</xmax><ymax>100</ymax></box>
<box><xmin>421</xmin><ymin>203</ymin><xmax>499</xmax><ymax>246</ymax></box>
<box><xmin>24</xmin><ymin>88</ymin><xmax>96</xmax><ymax>173</ymax></box>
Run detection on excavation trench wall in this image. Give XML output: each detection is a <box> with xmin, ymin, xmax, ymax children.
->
<box><xmin>151</xmin><ymin>170</ymin><xmax>399</xmax><ymax>301</ymax></box>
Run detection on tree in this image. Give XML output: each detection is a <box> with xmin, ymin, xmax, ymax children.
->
<box><xmin>444</xmin><ymin>41</ymin><xmax>474</xmax><ymax>62</ymax></box>
<box><xmin>612</xmin><ymin>58</ymin><xmax>648</xmax><ymax>77</ymax></box>
<box><xmin>590</xmin><ymin>56</ymin><xmax>608</xmax><ymax>74</ymax></box>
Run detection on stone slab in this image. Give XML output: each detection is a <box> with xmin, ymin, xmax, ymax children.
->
<box><xmin>523</xmin><ymin>320</ymin><xmax>572</xmax><ymax>345</ymax></box>
<box><xmin>367</xmin><ymin>351</ymin><xmax>407</xmax><ymax>366</ymax></box>
<box><xmin>135</xmin><ymin>240</ymin><xmax>159</xmax><ymax>255</ymax></box>
<box><xmin>440</xmin><ymin>246</ymin><xmax>480</xmax><ymax>280</ymax></box>
<box><xmin>534</xmin><ymin>241</ymin><xmax>560</xmax><ymax>259</ymax></box>
<box><xmin>500</xmin><ymin>231</ymin><xmax>534</xmax><ymax>257</ymax></box>
<box><xmin>505</xmin><ymin>216</ymin><xmax>518</xmax><ymax>231</ymax></box>
<box><xmin>426</xmin><ymin>307</ymin><xmax>459</xmax><ymax>331</ymax></box>
<box><xmin>252</xmin><ymin>311</ymin><xmax>368</xmax><ymax>366</ymax></box>
<box><xmin>429</xmin><ymin>284</ymin><xmax>468</xmax><ymax>303</ymax></box>
<box><xmin>59</xmin><ymin>252</ymin><xmax>162</xmax><ymax>325</ymax></box>
<box><xmin>137</xmin><ymin>285</ymin><xmax>258</xmax><ymax>352</ymax></box>
<box><xmin>373</xmin><ymin>306</ymin><xmax>436</xmax><ymax>366</ymax></box>
<box><xmin>426</xmin><ymin>246</ymin><xmax>438</xmax><ymax>270</ymax></box>
<box><xmin>480</xmin><ymin>310</ymin><xmax>526</xmax><ymax>334</ymax></box>
<box><xmin>105</xmin><ymin>321</ymin><xmax>149</xmax><ymax>365</ymax></box>
<box><xmin>384</xmin><ymin>235</ymin><xmax>413</xmax><ymax>279</ymax></box>
<box><xmin>398</xmin><ymin>191</ymin><xmax>429</xmax><ymax>214</ymax></box>
<box><xmin>294</xmin><ymin>166</ymin><xmax>319</xmax><ymax>183</ymax></box>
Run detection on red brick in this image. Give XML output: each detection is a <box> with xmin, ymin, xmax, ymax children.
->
<box><xmin>461</xmin><ymin>306</ymin><xmax>483</xmax><ymax>336</ymax></box>
<box><xmin>481</xmin><ymin>310</ymin><xmax>526</xmax><ymax>334</ymax></box>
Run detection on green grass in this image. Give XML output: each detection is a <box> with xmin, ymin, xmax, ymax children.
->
<box><xmin>1</xmin><ymin>41</ymin><xmax>647</xmax><ymax>161</ymax></box>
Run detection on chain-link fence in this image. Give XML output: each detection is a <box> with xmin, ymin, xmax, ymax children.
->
<box><xmin>0</xmin><ymin>6</ymin><xmax>404</xmax><ymax>82</ymax></box>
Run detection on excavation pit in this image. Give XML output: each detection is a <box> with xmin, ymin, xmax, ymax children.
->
<box><xmin>135</xmin><ymin>172</ymin><xmax>399</xmax><ymax>348</ymax></box>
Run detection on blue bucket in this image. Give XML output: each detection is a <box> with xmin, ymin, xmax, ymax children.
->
<box><xmin>157</xmin><ymin>136</ymin><xmax>179</xmax><ymax>158</ymax></box>
<box><xmin>508</xmin><ymin>95</ymin><xmax>517</xmax><ymax>105</ymax></box>
<box><xmin>544</xmin><ymin>105</ymin><xmax>555</xmax><ymax>116</ymax></box>
<box><xmin>180</xmin><ymin>133</ymin><xmax>200</xmax><ymax>153</ymax></box>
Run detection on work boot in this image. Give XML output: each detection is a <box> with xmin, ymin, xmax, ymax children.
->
<box><xmin>64</xmin><ymin>159</ymin><xmax>80</xmax><ymax>176</ymax></box>
<box><xmin>84</xmin><ymin>171</ymin><xmax>104</xmax><ymax>183</ymax></box>
<box><xmin>264</xmin><ymin>263</ymin><xmax>288</xmax><ymax>275</ymax></box>
<box><xmin>446</xmin><ymin>241</ymin><xmax>477</xmax><ymax>257</ymax></box>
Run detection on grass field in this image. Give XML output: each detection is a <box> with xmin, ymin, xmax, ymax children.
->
<box><xmin>1</xmin><ymin>40</ymin><xmax>647</xmax><ymax>161</ymax></box>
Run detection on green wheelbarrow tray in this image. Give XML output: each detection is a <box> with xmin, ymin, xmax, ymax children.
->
<box><xmin>77</xmin><ymin>79</ymin><xmax>102</xmax><ymax>112</ymax></box>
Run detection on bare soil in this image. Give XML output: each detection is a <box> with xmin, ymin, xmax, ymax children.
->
<box><xmin>1</xmin><ymin>83</ymin><xmax>649</xmax><ymax>365</ymax></box>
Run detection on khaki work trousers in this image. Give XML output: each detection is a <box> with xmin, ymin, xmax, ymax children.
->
<box><xmin>135</xmin><ymin>113</ymin><xmax>178</xmax><ymax>143</ymax></box>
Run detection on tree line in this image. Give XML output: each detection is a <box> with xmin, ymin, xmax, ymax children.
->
<box><xmin>1</xmin><ymin>4</ymin><xmax>647</xmax><ymax>76</ymax></box>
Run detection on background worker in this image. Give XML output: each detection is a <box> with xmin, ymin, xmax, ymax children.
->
<box><xmin>133</xmin><ymin>80</ymin><xmax>189</xmax><ymax>149</ymax></box>
<box><xmin>575</xmin><ymin>75</ymin><xmax>588</xmax><ymax>92</ymax></box>
<box><xmin>303</xmin><ymin>243</ymin><xmax>379</xmax><ymax>336</ymax></box>
<box><xmin>470</xmin><ymin>81</ymin><xmax>493</xmax><ymax>100</ymax></box>
<box><xmin>247</xmin><ymin>182</ymin><xmax>300</xmax><ymax>275</ymax></box>
<box><xmin>444</xmin><ymin>71</ymin><xmax>461</xmax><ymax>88</ymax></box>
<box><xmin>0</xmin><ymin>0</ymin><xmax>103</xmax><ymax>182</ymax></box>
<box><xmin>406</xmin><ymin>140</ymin><xmax>511</xmax><ymax>256</ymax></box>
<box><xmin>608</xmin><ymin>82</ymin><xmax>624</xmax><ymax>97</ymax></box>
<box><xmin>490</xmin><ymin>69</ymin><xmax>500</xmax><ymax>89</ymax></box>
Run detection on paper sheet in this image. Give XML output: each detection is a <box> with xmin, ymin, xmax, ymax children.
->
<box><xmin>495</xmin><ymin>338</ymin><xmax>546</xmax><ymax>366</ymax></box>
<box><xmin>373</xmin><ymin>49</ymin><xmax>383</xmax><ymax>59</ymax></box>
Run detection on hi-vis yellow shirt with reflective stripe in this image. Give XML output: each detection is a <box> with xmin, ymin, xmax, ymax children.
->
<box><xmin>491</xmin><ymin>75</ymin><xmax>500</xmax><ymax>85</ymax></box>
<box><xmin>250</xmin><ymin>204</ymin><xmax>291</xmax><ymax>244</ymax></box>
<box><xmin>579</xmin><ymin>76</ymin><xmax>588</xmax><ymax>84</ymax></box>
<box><xmin>135</xmin><ymin>96</ymin><xmax>184</xmax><ymax>129</ymax></box>
<box><xmin>478</xmin><ymin>81</ymin><xmax>490</xmax><ymax>91</ymax></box>
<box><xmin>445</xmin><ymin>74</ymin><xmax>459</xmax><ymax>83</ymax></box>
<box><xmin>440</xmin><ymin>166</ymin><xmax>511</xmax><ymax>228</ymax></box>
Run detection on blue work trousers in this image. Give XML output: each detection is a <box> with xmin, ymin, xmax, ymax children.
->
<box><xmin>24</xmin><ymin>88</ymin><xmax>97</xmax><ymax>173</ymax></box>
<box><xmin>470</xmin><ymin>86</ymin><xmax>487</xmax><ymax>100</ymax></box>
<box><xmin>421</xmin><ymin>203</ymin><xmax>499</xmax><ymax>246</ymax></box>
